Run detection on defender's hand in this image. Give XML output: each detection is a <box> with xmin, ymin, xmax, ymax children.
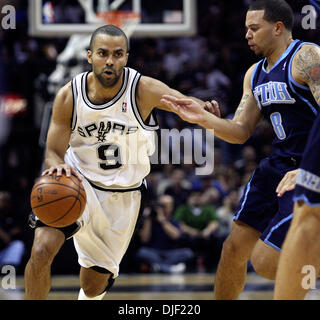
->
<box><xmin>204</xmin><ymin>100</ymin><xmax>221</xmax><ymax>118</ymax></box>
<box><xmin>276</xmin><ymin>169</ymin><xmax>298</xmax><ymax>197</ymax></box>
<box><xmin>161</xmin><ymin>95</ymin><xmax>206</xmax><ymax>124</ymax></box>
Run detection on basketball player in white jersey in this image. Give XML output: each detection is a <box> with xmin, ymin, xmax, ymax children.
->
<box><xmin>24</xmin><ymin>25</ymin><xmax>218</xmax><ymax>300</ymax></box>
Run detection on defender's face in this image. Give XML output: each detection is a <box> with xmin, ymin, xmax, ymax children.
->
<box><xmin>88</xmin><ymin>34</ymin><xmax>129</xmax><ymax>87</ymax></box>
<box><xmin>245</xmin><ymin>10</ymin><xmax>275</xmax><ymax>58</ymax></box>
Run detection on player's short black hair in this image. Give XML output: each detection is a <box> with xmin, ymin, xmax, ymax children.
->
<box><xmin>248</xmin><ymin>0</ymin><xmax>294</xmax><ymax>31</ymax></box>
<box><xmin>89</xmin><ymin>24</ymin><xmax>130</xmax><ymax>52</ymax></box>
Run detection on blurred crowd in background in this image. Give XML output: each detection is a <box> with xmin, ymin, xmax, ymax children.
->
<box><xmin>0</xmin><ymin>0</ymin><xmax>319</xmax><ymax>275</ymax></box>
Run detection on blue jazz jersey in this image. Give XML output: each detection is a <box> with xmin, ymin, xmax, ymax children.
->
<box><xmin>251</xmin><ymin>39</ymin><xmax>319</xmax><ymax>159</ymax></box>
<box><xmin>294</xmin><ymin>112</ymin><xmax>320</xmax><ymax>206</ymax></box>
<box><xmin>234</xmin><ymin>40</ymin><xmax>320</xmax><ymax>251</ymax></box>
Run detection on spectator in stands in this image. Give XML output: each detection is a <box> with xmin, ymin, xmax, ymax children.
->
<box><xmin>234</xmin><ymin>145</ymin><xmax>258</xmax><ymax>175</ymax></box>
<box><xmin>163</xmin><ymin>168</ymin><xmax>191</xmax><ymax>210</ymax></box>
<box><xmin>174</xmin><ymin>190</ymin><xmax>222</xmax><ymax>270</ymax></box>
<box><xmin>136</xmin><ymin>194</ymin><xmax>194</xmax><ymax>273</ymax></box>
<box><xmin>0</xmin><ymin>191</ymin><xmax>25</xmax><ymax>269</ymax></box>
<box><xmin>216</xmin><ymin>189</ymin><xmax>240</xmax><ymax>237</ymax></box>
<box><xmin>163</xmin><ymin>44</ymin><xmax>189</xmax><ymax>80</ymax></box>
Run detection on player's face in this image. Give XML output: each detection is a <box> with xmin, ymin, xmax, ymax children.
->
<box><xmin>245</xmin><ymin>10</ymin><xmax>276</xmax><ymax>58</ymax></box>
<box><xmin>88</xmin><ymin>34</ymin><xmax>129</xmax><ymax>88</ymax></box>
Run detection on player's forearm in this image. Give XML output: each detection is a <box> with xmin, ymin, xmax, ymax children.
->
<box><xmin>199</xmin><ymin>112</ymin><xmax>250</xmax><ymax>144</ymax></box>
<box><xmin>44</xmin><ymin>148</ymin><xmax>66</xmax><ymax>169</ymax></box>
<box><xmin>188</xmin><ymin>96</ymin><xmax>207</xmax><ymax>107</ymax></box>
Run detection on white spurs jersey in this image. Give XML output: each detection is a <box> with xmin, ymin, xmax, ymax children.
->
<box><xmin>65</xmin><ymin>67</ymin><xmax>159</xmax><ymax>190</ymax></box>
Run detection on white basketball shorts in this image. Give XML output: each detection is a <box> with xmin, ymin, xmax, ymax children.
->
<box><xmin>73</xmin><ymin>177</ymin><xmax>144</xmax><ymax>278</ymax></box>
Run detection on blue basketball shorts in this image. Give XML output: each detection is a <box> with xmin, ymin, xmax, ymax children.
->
<box><xmin>233</xmin><ymin>155</ymin><xmax>299</xmax><ymax>251</ymax></box>
<box><xmin>294</xmin><ymin>113</ymin><xmax>320</xmax><ymax>206</ymax></box>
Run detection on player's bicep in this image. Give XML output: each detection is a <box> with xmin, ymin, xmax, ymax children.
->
<box><xmin>46</xmin><ymin>84</ymin><xmax>73</xmax><ymax>157</ymax></box>
<box><xmin>46</xmin><ymin>118</ymin><xmax>70</xmax><ymax>158</ymax></box>
<box><xmin>293</xmin><ymin>45</ymin><xmax>320</xmax><ymax>105</ymax></box>
<box><xmin>140</xmin><ymin>76</ymin><xmax>187</xmax><ymax>112</ymax></box>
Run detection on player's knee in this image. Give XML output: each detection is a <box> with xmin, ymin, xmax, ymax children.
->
<box><xmin>250</xmin><ymin>253</ymin><xmax>277</xmax><ymax>280</ymax></box>
<box><xmin>30</xmin><ymin>235</ymin><xmax>63</xmax><ymax>267</ymax></box>
<box><xmin>30</xmin><ymin>227</ymin><xmax>65</xmax><ymax>266</ymax></box>
<box><xmin>221</xmin><ymin>237</ymin><xmax>247</xmax><ymax>263</ymax></box>
<box><xmin>81</xmin><ymin>274</ymin><xmax>115</xmax><ymax>298</ymax></box>
<box><xmin>30</xmin><ymin>243</ymin><xmax>56</xmax><ymax>268</ymax></box>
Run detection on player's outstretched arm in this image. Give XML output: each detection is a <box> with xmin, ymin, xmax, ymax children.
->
<box><xmin>136</xmin><ymin>76</ymin><xmax>220</xmax><ymax>121</ymax></box>
<box><xmin>292</xmin><ymin>44</ymin><xmax>320</xmax><ymax>106</ymax></box>
<box><xmin>43</xmin><ymin>82</ymin><xmax>82</xmax><ymax>180</ymax></box>
<box><xmin>159</xmin><ymin>64</ymin><xmax>262</xmax><ymax>144</ymax></box>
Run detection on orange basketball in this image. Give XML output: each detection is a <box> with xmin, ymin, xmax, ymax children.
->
<box><xmin>30</xmin><ymin>172</ymin><xmax>86</xmax><ymax>228</ymax></box>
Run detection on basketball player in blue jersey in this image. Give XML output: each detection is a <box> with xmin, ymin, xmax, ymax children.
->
<box><xmin>274</xmin><ymin>111</ymin><xmax>320</xmax><ymax>299</ymax></box>
<box><xmin>24</xmin><ymin>25</ymin><xmax>216</xmax><ymax>300</ymax></box>
<box><xmin>161</xmin><ymin>0</ymin><xmax>320</xmax><ymax>299</ymax></box>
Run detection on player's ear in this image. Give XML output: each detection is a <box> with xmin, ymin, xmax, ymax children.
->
<box><xmin>274</xmin><ymin>21</ymin><xmax>285</xmax><ymax>36</ymax></box>
<box><xmin>87</xmin><ymin>50</ymin><xmax>93</xmax><ymax>64</ymax></box>
<box><xmin>124</xmin><ymin>52</ymin><xmax>129</xmax><ymax>65</ymax></box>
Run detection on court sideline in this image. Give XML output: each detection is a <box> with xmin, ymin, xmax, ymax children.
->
<box><xmin>1</xmin><ymin>272</ymin><xmax>320</xmax><ymax>300</ymax></box>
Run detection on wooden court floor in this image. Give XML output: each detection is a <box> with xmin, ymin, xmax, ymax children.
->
<box><xmin>1</xmin><ymin>272</ymin><xmax>320</xmax><ymax>300</ymax></box>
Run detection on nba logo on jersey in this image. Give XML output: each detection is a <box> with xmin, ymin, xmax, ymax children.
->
<box><xmin>122</xmin><ymin>102</ymin><xmax>127</xmax><ymax>113</ymax></box>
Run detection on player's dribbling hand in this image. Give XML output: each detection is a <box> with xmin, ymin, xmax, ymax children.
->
<box><xmin>276</xmin><ymin>169</ymin><xmax>298</xmax><ymax>197</ymax></box>
<box><xmin>42</xmin><ymin>163</ymin><xmax>83</xmax><ymax>182</ymax></box>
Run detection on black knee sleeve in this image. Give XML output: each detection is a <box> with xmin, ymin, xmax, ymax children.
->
<box><xmin>90</xmin><ymin>266</ymin><xmax>115</xmax><ymax>292</ymax></box>
<box><xmin>28</xmin><ymin>212</ymin><xmax>81</xmax><ymax>240</ymax></box>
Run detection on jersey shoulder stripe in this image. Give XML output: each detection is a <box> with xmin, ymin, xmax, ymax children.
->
<box><xmin>130</xmin><ymin>71</ymin><xmax>159</xmax><ymax>131</ymax></box>
<box><xmin>70</xmin><ymin>76</ymin><xmax>78</xmax><ymax>131</ymax></box>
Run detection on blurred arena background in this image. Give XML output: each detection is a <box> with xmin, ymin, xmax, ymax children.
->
<box><xmin>0</xmin><ymin>0</ymin><xmax>319</xmax><ymax>300</ymax></box>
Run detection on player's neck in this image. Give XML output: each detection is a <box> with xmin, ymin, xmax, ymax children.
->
<box><xmin>265</xmin><ymin>37</ymin><xmax>294</xmax><ymax>71</ymax></box>
<box><xmin>88</xmin><ymin>71</ymin><xmax>124</xmax><ymax>103</ymax></box>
